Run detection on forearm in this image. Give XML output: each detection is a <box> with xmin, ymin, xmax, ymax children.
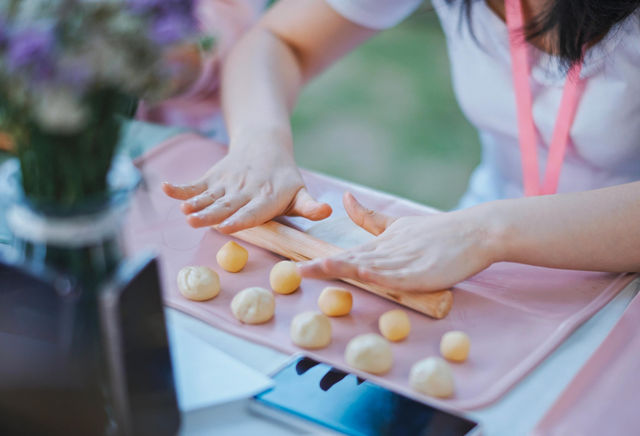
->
<box><xmin>221</xmin><ymin>0</ymin><xmax>377</xmax><ymax>154</ymax></box>
<box><xmin>484</xmin><ymin>182</ymin><xmax>640</xmax><ymax>272</ymax></box>
<box><xmin>221</xmin><ymin>27</ymin><xmax>301</xmax><ymax>152</ymax></box>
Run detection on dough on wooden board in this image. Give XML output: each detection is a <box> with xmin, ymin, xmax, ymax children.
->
<box><xmin>317</xmin><ymin>287</ymin><xmax>353</xmax><ymax>317</ymax></box>
<box><xmin>440</xmin><ymin>331</ymin><xmax>471</xmax><ymax>362</ymax></box>
<box><xmin>231</xmin><ymin>287</ymin><xmax>275</xmax><ymax>324</ymax></box>
<box><xmin>177</xmin><ymin>266</ymin><xmax>220</xmax><ymax>301</ymax></box>
<box><xmin>270</xmin><ymin>261</ymin><xmax>302</xmax><ymax>294</ymax></box>
<box><xmin>216</xmin><ymin>241</ymin><xmax>249</xmax><ymax>273</ymax></box>
<box><xmin>409</xmin><ymin>357</ymin><xmax>455</xmax><ymax>398</ymax></box>
<box><xmin>290</xmin><ymin>311</ymin><xmax>332</xmax><ymax>349</ymax></box>
<box><xmin>345</xmin><ymin>333</ymin><xmax>393</xmax><ymax>375</ymax></box>
<box><xmin>378</xmin><ymin>309</ymin><xmax>411</xmax><ymax>342</ymax></box>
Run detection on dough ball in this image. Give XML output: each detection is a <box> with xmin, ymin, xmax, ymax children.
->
<box><xmin>409</xmin><ymin>357</ymin><xmax>455</xmax><ymax>398</ymax></box>
<box><xmin>269</xmin><ymin>260</ymin><xmax>302</xmax><ymax>295</ymax></box>
<box><xmin>378</xmin><ymin>309</ymin><xmax>411</xmax><ymax>342</ymax></box>
<box><xmin>440</xmin><ymin>331</ymin><xmax>471</xmax><ymax>362</ymax></box>
<box><xmin>345</xmin><ymin>333</ymin><xmax>393</xmax><ymax>375</ymax></box>
<box><xmin>216</xmin><ymin>241</ymin><xmax>249</xmax><ymax>273</ymax></box>
<box><xmin>177</xmin><ymin>266</ymin><xmax>220</xmax><ymax>301</ymax></box>
<box><xmin>317</xmin><ymin>287</ymin><xmax>353</xmax><ymax>317</ymax></box>
<box><xmin>290</xmin><ymin>311</ymin><xmax>332</xmax><ymax>349</ymax></box>
<box><xmin>230</xmin><ymin>287</ymin><xmax>275</xmax><ymax>324</ymax></box>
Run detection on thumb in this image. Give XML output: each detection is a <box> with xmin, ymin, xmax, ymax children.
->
<box><xmin>287</xmin><ymin>188</ymin><xmax>333</xmax><ymax>221</ymax></box>
<box><xmin>162</xmin><ymin>180</ymin><xmax>207</xmax><ymax>200</ymax></box>
<box><xmin>343</xmin><ymin>191</ymin><xmax>395</xmax><ymax>236</ymax></box>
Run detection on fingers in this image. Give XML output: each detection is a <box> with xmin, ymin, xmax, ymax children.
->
<box><xmin>162</xmin><ymin>180</ymin><xmax>207</xmax><ymax>200</ymax></box>
<box><xmin>181</xmin><ymin>187</ymin><xmax>225</xmax><ymax>214</ymax></box>
<box><xmin>357</xmin><ymin>269</ymin><xmax>418</xmax><ymax>291</ymax></box>
<box><xmin>298</xmin><ymin>251</ymin><xmax>376</xmax><ymax>281</ymax></box>
<box><xmin>186</xmin><ymin>196</ymin><xmax>250</xmax><ymax>228</ymax></box>
<box><xmin>217</xmin><ymin>198</ymin><xmax>278</xmax><ymax>234</ymax></box>
<box><xmin>297</xmin><ymin>257</ymin><xmax>366</xmax><ymax>281</ymax></box>
<box><xmin>343</xmin><ymin>191</ymin><xmax>395</xmax><ymax>236</ymax></box>
<box><xmin>298</xmin><ymin>256</ymin><xmax>417</xmax><ymax>290</ymax></box>
<box><xmin>287</xmin><ymin>188</ymin><xmax>332</xmax><ymax>221</ymax></box>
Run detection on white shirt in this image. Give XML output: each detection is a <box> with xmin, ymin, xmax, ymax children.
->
<box><xmin>324</xmin><ymin>0</ymin><xmax>640</xmax><ymax>207</ymax></box>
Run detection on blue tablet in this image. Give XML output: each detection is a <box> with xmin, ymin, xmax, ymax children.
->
<box><xmin>254</xmin><ymin>356</ymin><xmax>480</xmax><ymax>436</ymax></box>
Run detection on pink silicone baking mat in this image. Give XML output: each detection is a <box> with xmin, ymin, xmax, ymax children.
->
<box><xmin>123</xmin><ymin>134</ymin><xmax>637</xmax><ymax>410</ymax></box>
<box><xmin>533</xmin><ymin>290</ymin><xmax>640</xmax><ymax>435</ymax></box>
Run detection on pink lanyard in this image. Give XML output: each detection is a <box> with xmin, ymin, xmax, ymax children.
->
<box><xmin>505</xmin><ymin>0</ymin><xmax>586</xmax><ymax>196</ymax></box>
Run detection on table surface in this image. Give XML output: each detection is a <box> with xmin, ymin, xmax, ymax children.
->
<box><xmin>169</xmin><ymin>270</ymin><xmax>638</xmax><ymax>436</ymax></box>
<box><xmin>3</xmin><ymin>122</ymin><xmax>638</xmax><ymax>435</ymax></box>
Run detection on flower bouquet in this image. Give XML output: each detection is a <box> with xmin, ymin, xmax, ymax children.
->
<box><xmin>0</xmin><ymin>0</ymin><xmax>210</xmax><ymax>283</ymax></box>
<box><xmin>0</xmin><ymin>2</ymin><xmax>208</xmax><ymax>434</ymax></box>
<box><xmin>1</xmin><ymin>0</ymin><xmax>203</xmax><ymax>208</ymax></box>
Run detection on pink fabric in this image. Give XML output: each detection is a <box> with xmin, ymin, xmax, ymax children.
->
<box><xmin>136</xmin><ymin>0</ymin><xmax>267</xmax><ymax>133</ymax></box>
<box><xmin>533</xmin><ymin>291</ymin><xmax>640</xmax><ymax>435</ymax></box>
<box><xmin>124</xmin><ymin>134</ymin><xmax>637</xmax><ymax>410</ymax></box>
<box><xmin>506</xmin><ymin>0</ymin><xmax>585</xmax><ymax>196</ymax></box>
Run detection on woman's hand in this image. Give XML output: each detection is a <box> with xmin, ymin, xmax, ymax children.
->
<box><xmin>162</xmin><ymin>140</ymin><xmax>332</xmax><ymax>233</ymax></box>
<box><xmin>298</xmin><ymin>192</ymin><xmax>502</xmax><ymax>292</ymax></box>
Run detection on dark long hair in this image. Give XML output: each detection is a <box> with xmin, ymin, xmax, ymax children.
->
<box><xmin>455</xmin><ymin>0</ymin><xmax>640</xmax><ymax>66</ymax></box>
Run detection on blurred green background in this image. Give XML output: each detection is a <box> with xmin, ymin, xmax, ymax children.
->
<box><xmin>291</xmin><ymin>6</ymin><xmax>481</xmax><ymax>210</ymax></box>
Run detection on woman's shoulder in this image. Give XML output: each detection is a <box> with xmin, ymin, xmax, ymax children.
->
<box><xmin>323</xmin><ymin>0</ymin><xmax>424</xmax><ymax>29</ymax></box>
<box><xmin>616</xmin><ymin>12</ymin><xmax>640</xmax><ymax>63</ymax></box>
<box><xmin>584</xmin><ymin>11</ymin><xmax>640</xmax><ymax>79</ymax></box>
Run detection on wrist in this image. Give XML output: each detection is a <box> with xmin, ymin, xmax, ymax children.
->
<box><xmin>229</xmin><ymin>125</ymin><xmax>294</xmax><ymax>154</ymax></box>
<box><xmin>472</xmin><ymin>200</ymin><xmax>516</xmax><ymax>264</ymax></box>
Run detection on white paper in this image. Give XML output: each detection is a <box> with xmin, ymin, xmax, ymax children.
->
<box><xmin>166</xmin><ymin>321</ymin><xmax>274</xmax><ymax>412</ymax></box>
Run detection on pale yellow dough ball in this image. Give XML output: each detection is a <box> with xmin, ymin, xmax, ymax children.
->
<box><xmin>177</xmin><ymin>266</ymin><xmax>220</xmax><ymax>301</ymax></box>
<box><xmin>230</xmin><ymin>287</ymin><xmax>275</xmax><ymax>324</ymax></box>
<box><xmin>269</xmin><ymin>261</ymin><xmax>302</xmax><ymax>295</ymax></box>
<box><xmin>216</xmin><ymin>241</ymin><xmax>249</xmax><ymax>273</ymax></box>
<box><xmin>409</xmin><ymin>357</ymin><xmax>455</xmax><ymax>398</ymax></box>
<box><xmin>290</xmin><ymin>311</ymin><xmax>332</xmax><ymax>349</ymax></box>
<box><xmin>378</xmin><ymin>309</ymin><xmax>411</xmax><ymax>342</ymax></box>
<box><xmin>317</xmin><ymin>287</ymin><xmax>353</xmax><ymax>317</ymax></box>
<box><xmin>345</xmin><ymin>333</ymin><xmax>393</xmax><ymax>375</ymax></box>
<box><xmin>440</xmin><ymin>331</ymin><xmax>471</xmax><ymax>362</ymax></box>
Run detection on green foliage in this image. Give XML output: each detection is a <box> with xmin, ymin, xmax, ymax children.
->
<box><xmin>291</xmin><ymin>10</ymin><xmax>481</xmax><ymax>210</ymax></box>
<box><xmin>14</xmin><ymin>89</ymin><xmax>134</xmax><ymax>210</ymax></box>
<box><xmin>0</xmin><ymin>0</ymin><xmax>197</xmax><ymax>208</ymax></box>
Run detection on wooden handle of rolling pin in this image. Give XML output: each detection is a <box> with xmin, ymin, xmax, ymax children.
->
<box><xmin>232</xmin><ymin>221</ymin><xmax>453</xmax><ymax>319</ymax></box>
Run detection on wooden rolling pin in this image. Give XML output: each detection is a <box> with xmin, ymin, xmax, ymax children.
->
<box><xmin>232</xmin><ymin>221</ymin><xmax>453</xmax><ymax>319</ymax></box>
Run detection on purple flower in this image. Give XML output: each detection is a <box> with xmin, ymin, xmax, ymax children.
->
<box><xmin>127</xmin><ymin>0</ymin><xmax>196</xmax><ymax>45</ymax></box>
<box><xmin>126</xmin><ymin>0</ymin><xmax>165</xmax><ymax>13</ymax></box>
<box><xmin>128</xmin><ymin>0</ymin><xmax>194</xmax><ymax>15</ymax></box>
<box><xmin>149</xmin><ymin>14</ymin><xmax>191</xmax><ymax>45</ymax></box>
<box><xmin>58</xmin><ymin>58</ymin><xmax>93</xmax><ymax>90</ymax></box>
<box><xmin>8</xmin><ymin>28</ymin><xmax>55</xmax><ymax>79</ymax></box>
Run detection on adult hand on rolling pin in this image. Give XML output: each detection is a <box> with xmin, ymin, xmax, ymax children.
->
<box><xmin>162</xmin><ymin>142</ymin><xmax>332</xmax><ymax>232</ymax></box>
<box><xmin>298</xmin><ymin>192</ymin><xmax>502</xmax><ymax>292</ymax></box>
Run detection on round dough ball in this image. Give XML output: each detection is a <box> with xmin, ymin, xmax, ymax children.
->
<box><xmin>409</xmin><ymin>357</ymin><xmax>455</xmax><ymax>398</ymax></box>
<box><xmin>230</xmin><ymin>287</ymin><xmax>275</xmax><ymax>324</ymax></box>
<box><xmin>440</xmin><ymin>331</ymin><xmax>471</xmax><ymax>362</ymax></box>
<box><xmin>269</xmin><ymin>261</ymin><xmax>302</xmax><ymax>295</ymax></box>
<box><xmin>216</xmin><ymin>241</ymin><xmax>249</xmax><ymax>273</ymax></box>
<box><xmin>290</xmin><ymin>311</ymin><xmax>332</xmax><ymax>349</ymax></box>
<box><xmin>177</xmin><ymin>266</ymin><xmax>220</xmax><ymax>301</ymax></box>
<box><xmin>317</xmin><ymin>287</ymin><xmax>353</xmax><ymax>317</ymax></box>
<box><xmin>378</xmin><ymin>309</ymin><xmax>411</xmax><ymax>342</ymax></box>
<box><xmin>345</xmin><ymin>333</ymin><xmax>393</xmax><ymax>375</ymax></box>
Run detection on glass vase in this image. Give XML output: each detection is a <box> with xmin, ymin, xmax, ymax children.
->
<box><xmin>1</xmin><ymin>151</ymin><xmax>139</xmax><ymax>435</ymax></box>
